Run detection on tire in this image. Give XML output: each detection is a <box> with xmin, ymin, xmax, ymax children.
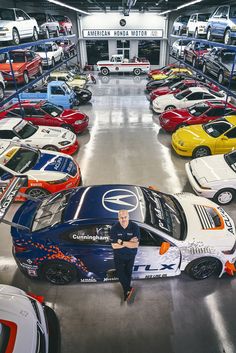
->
<box><xmin>43</xmin><ymin>145</ymin><xmax>59</xmax><ymax>152</ymax></box>
<box><xmin>42</xmin><ymin>260</ymin><xmax>77</xmax><ymax>285</ymax></box>
<box><xmin>51</xmin><ymin>57</ymin><xmax>56</xmax><ymax>67</ymax></box>
<box><xmin>26</xmin><ymin>187</ymin><xmax>49</xmax><ymax>198</ymax></box>
<box><xmin>61</xmin><ymin>124</ymin><xmax>75</xmax><ymax>133</ymax></box>
<box><xmin>37</xmin><ymin>64</ymin><xmax>43</xmax><ymax>77</ymax></box>
<box><xmin>23</xmin><ymin>71</ymin><xmax>29</xmax><ymax>84</ymax></box>
<box><xmin>11</xmin><ymin>28</ymin><xmax>20</xmax><ymax>45</ymax></box>
<box><xmin>133</xmin><ymin>68</ymin><xmax>141</xmax><ymax>76</ymax></box>
<box><xmin>224</xmin><ymin>29</ymin><xmax>232</xmax><ymax>45</ymax></box>
<box><xmin>206</xmin><ymin>28</ymin><xmax>212</xmax><ymax>41</ymax></box>
<box><xmin>202</xmin><ymin>63</ymin><xmax>207</xmax><ymax>74</ymax></box>
<box><xmin>192</xmin><ymin>146</ymin><xmax>211</xmax><ymax>158</ymax></box>
<box><xmin>44</xmin><ymin>28</ymin><xmax>50</xmax><ymax>39</ymax></box>
<box><xmin>32</xmin><ymin>27</ymin><xmax>38</xmax><ymax>41</ymax></box>
<box><xmin>101</xmin><ymin>67</ymin><xmax>109</xmax><ymax>76</ymax></box>
<box><xmin>186</xmin><ymin>257</ymin><xmax>221</xmax><ymax>280</ymax></box>
<box><xmin>0</xmin><ymin>84</ymin><xmax>4</xmax><ymax>101</ymax></box>
<box><xmin>218</xmin><ymin>71</ymin><xmax>225</xmax><ymax>85</ymax></box>
<box><xmin>165</xmin><ymin>105</ymin><xmax>175</xmax><ymax>111</ymax></box>
<box><xmin>213</xmin><ymin>188</ymin><xmax>235</xmax><ymax>205</ymax></box>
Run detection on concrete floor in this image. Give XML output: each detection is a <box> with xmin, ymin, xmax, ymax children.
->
<box><xmin>1</xmin><ymin>74</ymin><xmax>236</xmax><ymax>353</ymax></box>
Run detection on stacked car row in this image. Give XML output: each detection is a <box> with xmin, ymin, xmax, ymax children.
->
<box><xmin>172</xmin><ymin>4</ymin><xmax>236</xmax><ymax>44</ymax></box>
<box><xmin>147</xmin><ymin>63</ymin><xmax>236</xmax><ymax>206</ymax></box>
<box><xmin>0</xmin><ymin>7</ymin><xmax>73</xmax><ymax>45</ymax></box>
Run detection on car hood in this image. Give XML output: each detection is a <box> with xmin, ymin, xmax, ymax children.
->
<box><xmin>189</xmin><ymin>154</ymin><xmax>236</xmax><ymax>183</ymax></box>
<box><xmin>31</xmin><ymin>152</ymin><xmax>77</xmax><ymax>178</ymax></box>
<box><xmin>162</xmin><ymin>108</ymin><xmax>191</xmax><ymax>120</ymax></box>
<box><xmin>173</xmin><ymin>124</ymin><xmax>209</xmax><ymax>144</ymax></box>
<box><xmin>174</xmin><ymin>193</ymin><xmax>236</xmax><ymax>249</ymax></box>
<box><xmin>154</xmin><ymin>93</ymin><xmax>178</xmax><ymax>105</ymax></box>
<box><xmin>35</xmin><ymin>126</ymin><xmax>75</xmax><ymax>142</ymax></box>
<box><xmin>152</xmin><ymin>87</ymin><xmax>171</xmax><ymax>95</ymax></box>
<box><xmin>60</xmin><ymin>109</ymin><xmax>86</xmax><ymax>121</ymax></box>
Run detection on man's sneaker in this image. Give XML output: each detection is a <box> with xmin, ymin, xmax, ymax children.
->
<box><xmin>126</xmin><ymin>287</ymin><xmax>135</xmax><ymax>301</ymax></box>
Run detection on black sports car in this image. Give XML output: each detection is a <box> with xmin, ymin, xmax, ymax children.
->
<box><xmin>145</xmin><ymin>73</ymin><xmax>193</xmax><ymax>92</ymax></box>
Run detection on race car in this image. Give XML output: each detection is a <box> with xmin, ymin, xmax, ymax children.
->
<box><xmin>151</xmin><ymin>67</ymin><xmax>193</xmax><ymax>81</ymax></box>
<box><xmin>3</xmin><ymin>182</ymin><xmax>236</xmax><ymax>284</ymax></box>
<box><xmin>159</xmin><ymin>101</ymin><xmax>236</xmax><ymax>132</ymax></box>
<box><xmin>186</xmin><ymin>150</ymin><xmax>236</xmax><ymax>205</ymax></box>
<box><xmin>0</xmin><ymin>284</ymin><xmax>60</xmax><ymax>353</ymax></box>
<box><xmin>172</xmin><ymin>115</ymin><xmax>236</xmax><ymax>158</ymax></box>
<box><xmin>149</xmin><ymin>79</ymin><xmax>220</xmax><ymax>102</ymax></box>
<box><xmin>0</xmin><ymin>100</ymin><xmax>89</xmax><ymax>134</ymax></box>
<box><xmin>0</xmin><ymin>142</ymin><xmax>81</xmax><ymax>200</ymax></box>
<box><xmin>152</xmin><ymin>87</ymin><xmax>227</xmax><ymax>114</ymax></box>
<box><xmin>0</xmin><ymin>118</ymin><xmax>79</xmax><ymax>155</ymax></box>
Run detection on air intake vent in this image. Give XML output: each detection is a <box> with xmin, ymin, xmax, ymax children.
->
<box><xmin>194</xmin><ymin>205</ymin><xmax>218</xmax><ymax>229</ymax></box>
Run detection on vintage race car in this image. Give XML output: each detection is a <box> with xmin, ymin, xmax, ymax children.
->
<box><xmin>172</xmin><ymin>115</ymin><xmax>236</xmax><ymax>158</ymax></box>
<box><xmin>0</xmin><ymin>100</ymin><xmax>89</xmax><ymax>134</ymax></box>
<box><xmin>186</xmin><ymin>151</ymin><xmax>236</xmax><ymax>205</ymax></box>
<box><xmin>0</xmin><ymin>117</ymin><xmax>79</xmax><ymax>155</ymax></box>
<box><xmin>151</xmin><ymin>68</ymin><xmax>193</xmax><ymax>81</ymax></box>
<box><xmin>0</xmin><ymin>284</ymin><xmax>60</xmax><ymax>353</ymax></box>
<box><xmin>152</xmin><ymin>87</ymin><xmax>227</xmax><ymax>114</ymax></box>
<box><xmin>0</xmin><ymin>49</ymin><xmax>42</xmax><ymax>84</ymax></box>
<box><xmin>159</xmin><ymin>101</ymin><xmax>236</xmax><ymax>132</ymax></box>
<box><xmin>2</xmin><ymin>182</ymin><xmax>235</xmax><ymax>285</ymax></box>
<box><xmin>0</xmin><ymin>142</ymin><xmax>81</xmax><ymax>200</ymax></box>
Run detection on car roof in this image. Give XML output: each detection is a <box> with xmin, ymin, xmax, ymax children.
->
<box><xmin>0</xmin><ymin>117</ymin><xmax>22</xmax><ymax>129</ymax></box>
<box><xmin>64</xmin><ymin>184</ymin><xmax>147</xmax><ymax>223</ymax></box>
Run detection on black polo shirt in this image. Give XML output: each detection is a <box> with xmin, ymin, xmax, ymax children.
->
<box><xmin>110</xmin><ymin>221</ymin><xmax>140</xmax><ymax>256</ymax></box>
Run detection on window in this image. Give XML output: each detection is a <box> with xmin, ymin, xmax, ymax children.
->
<box><xmin>26</xmin><ymin>52</ymin><xmax>34</xmax><ymax>62</ymax></box>
<box><xmin>225</xmin><ymin>127</ymin><xmax>236</xmax><ymax>138</ymax></box>
<box><xmin>24</xmin><ymin>107</ymin><xmax>43</xmax><ymax>117</ymax></box>
<box><xmin>51</xmin><ymin>87</ymin><xmax>65</xmax><ymax>95</ymax></box>
<box><xmin>0</xmin><ymin>130</ymin><xmax>16</xmax><ymax>139</ymax></box>
<box><xmin>0</xmin><ymin>8</ymin><xmax>15</xmax><ymax>21</ymax></box>
<box><xmin>187</xmin><ymin>92</ymin><xmax>204</xmax><ymax>100</ymax></box>
<box><xmin>138</xmin><ymin>40</ymin><xmax>160</xmax><ymax>65</ymax></box>
<box><xmin>203</xmin><ymin>93</ymin><xmax>214</xmax><ymax>99</ymax></box>
<box><xmin>206</xmin><ymin>108</ymin><xmax>225</xmax><ymax>117</ymax></box>
<box><xmin>60</xmin><ymin>225</ymin><xmax>112</xmax><ymax>244</ymax></box>
<box><xmin>86</xmin><ymin>40</ymin><xmax>108</xmax><ymax>65</ymax></box>
<box><xmin>214</xmin><ymin>7</ymin><xmax>223</xmax><ymax>17</ymax></box>
<box><xmin>5</xmin><ymin>108</ymin><xmax>23</xmax><ymax>118</ymax></box>
<box><xmin>139</xmin><ymin>228</ymin><xmax>162</xmax><ymax>247</ymax></box>
<box><xmin>16</xmin><ymin>9</ymin><xmax>29</xmax><ymax>20</ymax></box>
<box><xmin>221</xmin><ymin>6</ymin><xmax>229</xmax><ymax>17</ymax></box>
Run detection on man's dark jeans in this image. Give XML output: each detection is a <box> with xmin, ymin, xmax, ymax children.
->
<box><xmin>114</xmin><ymin>253</ymin><xmax>136</xmax><ymax>295</ymax></box>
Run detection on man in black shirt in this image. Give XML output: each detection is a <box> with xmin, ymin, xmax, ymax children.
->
<box><xmin>110</xmin><ymin>209</ymin><xmax>140</xmax><ymax>301</ymax></box>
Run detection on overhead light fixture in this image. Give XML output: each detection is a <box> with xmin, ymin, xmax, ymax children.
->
<box><xmin>159</xmin><ymin>9</ymin><xmax>173</xmax><ymax>15</ymax></box>
<box><xmin>47</xmin><ymin>0</ymin><xmax>90</xmax><ymax>15</ymax></box>
<box><xmin>177</xmin><ymin>0</ymin><xmax>202</xmax><ymax>10</ymax></box>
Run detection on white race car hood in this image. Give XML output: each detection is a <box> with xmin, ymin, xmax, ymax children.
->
<box><xmin>34</xmin><ymin>126</ymin><xmax>75</xmax><ymax>144</ymax></box>
<box><xmin>174</xmin><ymin>192</ymin><xmax>236</xmax><ymax>250</ymax></box>
<box><xmin>189</xmin><ymin>155</ymin><xmax>236</xmax><ymax>183</ymax></box>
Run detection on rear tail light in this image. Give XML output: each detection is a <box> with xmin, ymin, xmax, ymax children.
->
<box><xmin>14</xmin><ymin>245</ymin><xmax>29</xmax><ymax>253</ymax></box>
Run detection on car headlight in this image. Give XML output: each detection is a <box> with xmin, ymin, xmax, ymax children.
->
<box><xmin>231</xmin><ymin>25</ymin><xmax>236</xmax><ymax>31</ymax></box>
<box><xmin>75</xmin><ymin>120</ymin><xmax>83</xmax><ymax>125</ymax></box>
<box><xmin>47</xmin><ymin>175</ymin><xmax>70</xmax><ymax>184</ymax></box>
<box><xmin>178</xmin><ymin>140</ymin><xmax>185</xmax><ymax>146</ymax></box>
<box><xmin>0</xmin><ymin>27</ymin><xmax>9</xmax><ymax>31</ymax></box>
<box><xmin>59</xmin><ymin>141</ymin><xmax>70</xmax><ymax>146</ymax></box>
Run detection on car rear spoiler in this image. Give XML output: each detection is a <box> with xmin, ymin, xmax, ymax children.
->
<box><xmin>0</xmin><ymin>175</ymin><xmax>31</xmax><ymax>231</ymax></box>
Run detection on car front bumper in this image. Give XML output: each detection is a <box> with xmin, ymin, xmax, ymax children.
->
<box><xmin>172</xmin><ymin>134</ymin><xmax>192</xmax><ymax>157</ymax></box>
<box><xmin>59</xmin><ymin>139</ymin><xmax>79</xmax><ymax>155</ymax></box>
<box><xmin>185</xmin><ymin>162</ymin><xmax>216</xmax><ymax>198</ymax></box>
<box><xmin>0</xmin><ymin>31</ymin><xmax>13</xmax><ymax>41</ymax></box>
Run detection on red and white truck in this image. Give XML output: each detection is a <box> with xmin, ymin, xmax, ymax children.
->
<box><xmin>97</xmin><ymin>55</ymin><xmax>150</xmax><ymax>76</ymax></box>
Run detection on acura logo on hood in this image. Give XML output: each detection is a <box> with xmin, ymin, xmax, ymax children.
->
<box><xmin>102</xmin><ymin>189</ymin><xmax>139</xmax><ymax>213</ymax></box>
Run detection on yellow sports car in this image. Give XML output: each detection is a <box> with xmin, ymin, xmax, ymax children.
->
<box><xmin>151</xmin><ymin>68</ymin><xmax>192</xmax><ymax>81</ymax></box>
<box><xmin>172</xmin><ymin>115</ymin><xmax>236</xmax><ymax>158</ymax></box>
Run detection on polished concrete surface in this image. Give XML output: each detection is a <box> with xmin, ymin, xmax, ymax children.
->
<box><xmin>1</xmin><ymin>75</ymin><xmax>236</xmax><ymax>353</ymax></box>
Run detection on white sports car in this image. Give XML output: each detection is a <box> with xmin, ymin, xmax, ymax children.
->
<box><xmin>0</xmin><ymin>118</ymin><xmax>78</xmax><ymax>155</ymax></box>
<box><xmin>152</xmin><ymin>87</ymin><xmax>227</xmax><ymax>114</ymax></box>
<box><xmin>32</xmin><ymin>42</ymin><xmax>63</xmax><ymax>67</ymax></box>
<box><xmin>186</xmin><ymin>150</ymin><xmax>236</xmax><ymax>205</ymax></box>
<box><xmin>0</xmin><ymin>284</ymin><xmax>60</xmax><ymax>353</ymax></box>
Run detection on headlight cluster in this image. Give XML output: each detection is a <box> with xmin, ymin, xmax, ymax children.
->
<box><xmin>47</xmin><ymin>175</ymin><xmax>70</xmax><ymax>184</ymax></box>
<box><xmin>59</xmin><ymin>141</ymin><xmax>70</xmax><ymax>146</ymax></box>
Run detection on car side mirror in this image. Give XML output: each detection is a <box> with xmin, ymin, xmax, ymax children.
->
<box><xmin>222</xmin><ymin>136</ymin><xmax>228</xmax><ymax>141</ymax></box>
<box><xmin>159</xmin><ymin>242</ymin><xmax>170</xmax><ymax>255</ymax></box>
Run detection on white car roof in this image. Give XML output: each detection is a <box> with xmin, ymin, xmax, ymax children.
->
<box><xmin>0</xmin><ymin>117</ymin><xmax>22</xmax><ymax>130</ymax></box>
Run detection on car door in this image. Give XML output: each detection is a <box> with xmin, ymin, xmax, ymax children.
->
<box><xmin>215</xmin><ymin>126</ymin><xmax>236</xmax><ymax>154</ymax></box>
<box><xmin>210</xmin><ymin>7</ymin><xmax>222</xmax><ymax>36</ymax></box>
<box><xmin>25</xmin><ymin>52</ymin><xmax>36</xmax><ymax>77</ymax></box>
<box><xmin>49</xmin><ymin>15</ymin><xmax>58</xmax><ymax>32</ymax></box>
<box><xmin>15</xmin><ymin>9</ymin><xmax>32</xmax><ymax>37</ymax></box>
<box><xmin>58</xmin><ymin>224</ymin><xmax>115</xmax><ymax>281</ymax></box>
<box><xmin>133</xmin><ymin>227</ymin><xmax>181</xmax><ymax>279</ymax></box>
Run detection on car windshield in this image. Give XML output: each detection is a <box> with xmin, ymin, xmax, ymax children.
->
<box><xmin>221</xmin><ymin>51</ymin><xmax>236</xmax><ymax>64</ymax></box>
<box><xmin>198</xmin><ymin>13</ymin><xmax>210</xmax><ymax>21</ymax></box>
<box><xmin>203</xmin><ymin>118</ymin><xmax>232</xmax><ymax>137</ymax></box>
<box><xmin>32</xmin><ymin>190</ymin><xmax>72</xmax><ymax>232</ymax></box>
<box><xmin>62</xmin><ymin>82</ymin><xmax>72</xmax><ymax>94</ymax></box>
<box><xmin>225</xmin><ymin>151</ymin><xmax>236</xmax><ymax>172</ymax></box>
<box><xmin>0</xmin><ymin>147</ymin><xmax>39</xmax><ymax>176</ymax></box>
<box><xmin>209</xmin><ymin>89</ymin><xmax>224</xmax><ymax>98</ymax></box>
<box><xmin>179</xmin><ymin>40</ymin><xmax>191</xmax><ymax>46</ymax></box>
<box><xmin>230</xmin><ymin>5</ymin><xmax>236</xmax><ymax>18</ymax></box>
<box><xmin>41</xmin><ymin>102</ymin><xmax>63</xmax><ymax>117</ymax></box>
<box><xmin>34</xmin><ymin>44</ymin><xmax>53</xmax><ymax>52</ymax></box>
<box><xmin>174</xmin><ymin>90</ymin><xmax>191</xmax><ymax>100</ymax></box>
<box><xmin>188</xmin><ymin>103</ymin><xmax>209</xmax><ymax>116</ymax></box>
<box><xmin>54</xmin><ymin>15</ymin><xmax>66</xmax><ymax>21</ymax></box>
<box><xmin>141</xmin><ymin>188</ymin><xmax>187</xmax><ymax>240</ymax></box>
<box><xmin>14</xmin><ymin>120</ymin><xmax>38</xmax><ymax>139</ymax></box>
<box><xmin>0</xmin><ymin>52</ymin><xmax>25</xmax><ymax>64</ymax></box>
<box><xmin>0</xmin><ymin>8</ymin><xmax>15</xmax><ymax>21</ymax></box>
<box><xmin>29</xmin><ymin>13</ymin><xmax>45</xmax><ymax>21</ymax></box>
<box><xmin>179</xmin><ymin>16</ymin><xmax>189</xmax><ymax>23</ymax></box>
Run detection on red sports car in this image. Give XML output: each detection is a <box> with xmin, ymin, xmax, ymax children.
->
<box><xmin>0</xmin><ymin>101</ymin><xmax>89</xmax><ymax>134</ymax></box>
<box><xmin>150</xmin><ymin>79</ymin><xmax>219</xmax><ymax>101</ymax></box>
<box><xmin>53</xmin><ymin>15</ymin><xmax>73</xmax><ymax>35</ymax></box>
<box><xmin>0</xmin><ymin>50</ymin><xmax>42</xmax><ymax>84</ymax></box>
<box><xmin>159</xmin><ymin>101</ymin><xmax>236</xmax><ymax>132</ymax></box>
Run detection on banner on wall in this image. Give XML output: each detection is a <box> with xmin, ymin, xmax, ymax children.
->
<box><xmin>83</xmin><ymin>29</ymin><xmax>163</xmax><ymax>38</ymax></box>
